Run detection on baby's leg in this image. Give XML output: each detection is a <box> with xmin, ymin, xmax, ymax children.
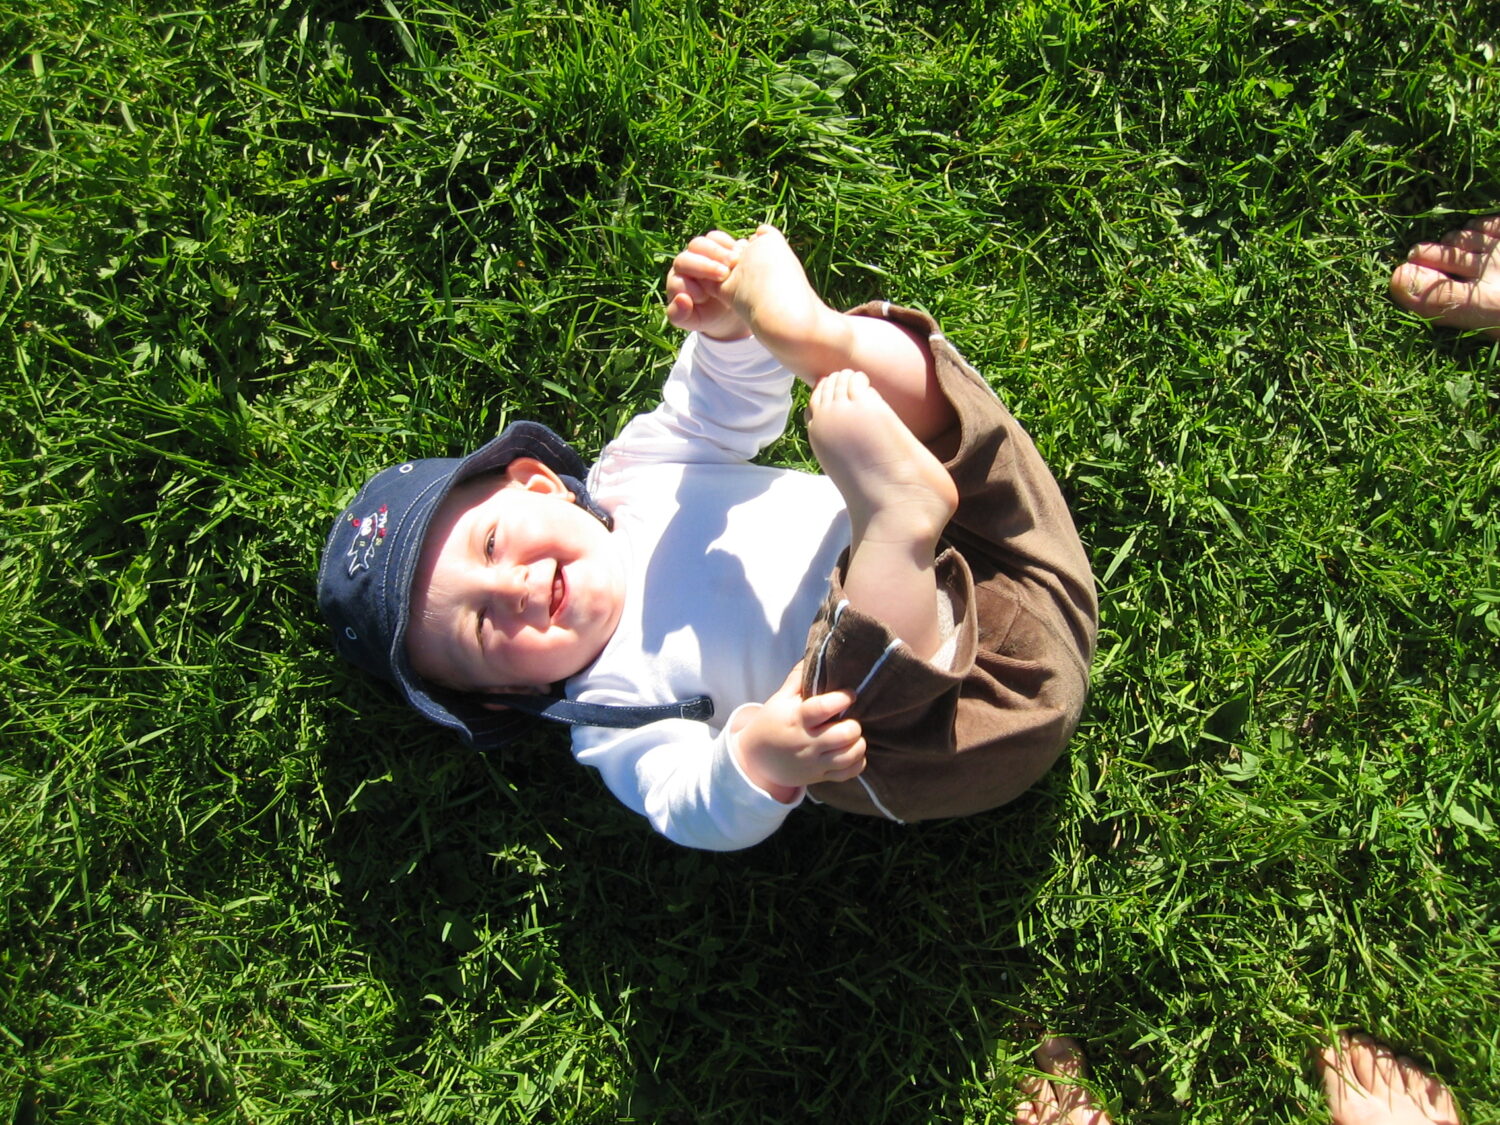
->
<box><xmin>1390</xmin><ymin>215</ymin><xmax>1500</xmax><ymax>338</ymax></box>
<box><xmin>807</xmin><ymin>369</ymin><xmax>958</xmax><ymax>660</ymax></box>
<box><xmin>723</xmin><ymin>226</ymin><xmax>959</xmax><ymax>446</ymax></box>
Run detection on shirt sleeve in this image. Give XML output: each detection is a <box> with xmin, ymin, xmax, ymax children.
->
<box><xmin>596</xmin><ymin>332</ymin><xmax>796</xmax><ymax>471</ymax></box>
<box><xmin>571</xmin><ymin>710</ymin><xmax>804</xmax><ymax>851</ymax></box>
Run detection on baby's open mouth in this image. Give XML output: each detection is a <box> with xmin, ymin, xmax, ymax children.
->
<box><xmin>550</xmin><ymin>569</ymin><xmax>566</xmax><ymax>618</ymax></box>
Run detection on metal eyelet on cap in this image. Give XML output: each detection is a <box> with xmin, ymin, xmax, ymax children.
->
<box><xmin>398</xmin><ymin>463</ymin><xmax>414</xmax><ymax>473</ymax></box>
<box><xmin>345</xmin><ymin>627</ymin><xmax>358</xmax><ymax>640</ymax></box>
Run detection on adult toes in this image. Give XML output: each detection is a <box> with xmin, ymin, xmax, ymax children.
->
<box><xmin>1035</xmin><ymin>1036</ymin><xmax>1088</xmax><ymax>1079</ymax></box>
<box><xmin>1014</xmin><ymin>1073</ymin><xmax>1057</xmax><ymax>1125</ymax></box>
<box><xmin>1395</xmin><ymin>1055</ymin><xmax>1460</xmax><ymax>1123</ymax></box>
<box><xmin>1405</xmin><ymin>239</ymin><xmax>1488</xmax><ymax>279</ymax></box>
<box><xmin>1438</xmin><ymin>225</ymin><xmax>1500</xmax><ymax>256</ymax></box>
<box><xmin>1389</xmin><ymin>261</ymin><xmax>1489</xmax><ymax>325</ymax></box>
<box><xmin>1465</xmin><ymin>213</ymin><xmax>1500</xmax><ymax>237</ymax></box>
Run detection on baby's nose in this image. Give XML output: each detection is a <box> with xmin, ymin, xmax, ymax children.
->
<box><xmin>487</xmin><ymin>565</ymin><xmax>531</xmax><ymax>614</ymax></box>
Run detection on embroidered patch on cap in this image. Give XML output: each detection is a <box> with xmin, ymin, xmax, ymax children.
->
<box><xmin>346</xmin><ymin>505</ymin><xmax>389</xmax><ymax>575</ymax></box>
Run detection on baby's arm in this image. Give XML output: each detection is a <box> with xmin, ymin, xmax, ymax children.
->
<box><xmin>573</xmin><ymin>714</ymin><xmax>810</xmax><ymax>850</ymax></box>
<box><xmin>728</xmin><ymin>664</ymin><xmax>866</xmax><ymax>802</ymax></box>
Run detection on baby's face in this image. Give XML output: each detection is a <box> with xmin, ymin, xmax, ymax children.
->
<box><xmin>406</xmin><ymin>458</ymin><xmax>624</xmax><ymax>693</ymax></box>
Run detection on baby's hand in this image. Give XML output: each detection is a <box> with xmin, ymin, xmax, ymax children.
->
<box><xmin>731</xmin><ymin>663</ymin><xmax>866</xmax><ymax>803</ymax></box>
<box><xmin>665</xmin><ymin>230</ymin><xmax>751</xmax><ymax>340</ymax></box>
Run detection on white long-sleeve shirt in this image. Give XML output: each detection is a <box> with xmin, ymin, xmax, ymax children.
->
<box><xmin>569</xmin><ymin>332</ymin><xmax>850</xmax><ymax>850</ymax></box>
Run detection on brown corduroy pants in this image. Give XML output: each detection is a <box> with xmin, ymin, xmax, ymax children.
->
<box><xmin>803</xmin><ymin>302</ymin><xmax>1098</xmax><ymax>822</ymax></box>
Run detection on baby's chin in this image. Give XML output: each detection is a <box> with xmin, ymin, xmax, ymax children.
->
<box><xmin>556</xmin><ymin>637</ymin><xmax>615</xmax><ymax>686</ymax></box>
<box><xmin>499</xmin><ymin>631</ymin><xmax>616</xmax><ymax>695</ymax></box>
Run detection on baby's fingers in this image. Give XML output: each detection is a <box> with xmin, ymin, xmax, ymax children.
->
<box><xmin>800</xmin><ymin>689</ymin><xmax>855</xmax><ymax>727</ymax></box>
<box><xmin>692</xmin><ymin>230</ymin><xmax>739</xmax><ymax>260</ymax></box>
<box><xmin>817</xmin><ymin>739</ymin><xmax>866</xmax><ymax>782</ymax></box>
<box><xmin>672</xmin><ymin>251</ymin><xmax>729</xmax><ymax>282</ymax></box>
<box><xmin>808</xmin><ymin>717</ymin><xmax>862</xmax><ymax>756</ymax></box>
<box><xmin>674</xmin><ymin>234</ymin><xmax>737</xmax><ymax>278</ymax></box>
<box><xmin>665</xmin><ymin>292</ymin><xmax>695</xmax><ymax>330</ymax></box>
<box><xmin>665</xmin><ymin>274</ymin><xmax>708</xmax><ymax>321</ymax></box>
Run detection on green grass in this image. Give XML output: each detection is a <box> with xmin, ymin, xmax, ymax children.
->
<box><xmin>3</xmin><ymin>0</ymin><xmax>1499</xmax><ymax>1121</ymax></box>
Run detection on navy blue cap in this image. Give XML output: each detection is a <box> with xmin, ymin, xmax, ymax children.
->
<box><xmin>317</xmin><ymin>421</ymin><xmax>711</xmax><ymax>748</ymax></box>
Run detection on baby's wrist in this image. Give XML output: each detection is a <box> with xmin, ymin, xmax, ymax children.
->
<box><xmin>729</xmin><ymin>707</ymin><xmax>802</xmax><ymax>804</ymax></box>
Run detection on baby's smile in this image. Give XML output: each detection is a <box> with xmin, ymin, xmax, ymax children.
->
<box><xmin>405</xmin><ymin>460</ymin><xmax>625</xmax><ymax>693</ymax></box>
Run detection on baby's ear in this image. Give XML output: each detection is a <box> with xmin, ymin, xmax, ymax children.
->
<box><xmin>503</xmin><ymin>457</ymin><xmax>575</xmax><ymax>501</ymax></box>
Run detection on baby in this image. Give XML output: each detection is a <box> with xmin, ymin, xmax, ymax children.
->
<box><xmin>318</xmin><ymin>227</ymin><xmax>1098</xmax><ymax>850</ymax></box>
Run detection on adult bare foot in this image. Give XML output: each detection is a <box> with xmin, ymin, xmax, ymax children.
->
<box><xmin>1390</xmin><ymin>215</ymin><xmax>1500</xmax><ymax>339</ymax></box>
<box><xmin>806</xmin><ymin>369</ymin><xmax>957</xmax><ymax>547</ymax></box>
<box><xmin>1318</xmin><ymin>1032</ymin><xmax>1461</xmax><ymax>1125</ymax></box>
<box><xmin>1014</xmin><ymin>1037</ymin><xmax>1115</xmax><ymax>1125</ymax></box>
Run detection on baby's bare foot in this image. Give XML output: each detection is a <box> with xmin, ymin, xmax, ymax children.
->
<box><xmin>806</xmin><ymin>369</ymin><xmax>957</xmax><ymax>546</ymax></box>
<box><xmin>1014</xmin><ymin>1037</ymin><xmax>1115</xmax><ymax>1125</ymax></box>
<box><xmin>720</xmin><ymin>225</ymin><xmax>852</xmax><ymax>375</ymax></box>
<box><xmin>1391</xmin><ymin>215</ymin><xmax>1500</xmax><ymax>338</ymax></box>
<box><xmin>1318</xmin><ymin>1033</ymin><xmax>1461</xmax><ymax>1125</ymax></box>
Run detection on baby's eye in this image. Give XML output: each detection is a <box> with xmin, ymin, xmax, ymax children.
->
<box><xmin>484</xmin><ymin>531</ymin><xmax>496</xmax><ymax>561</ymax></box>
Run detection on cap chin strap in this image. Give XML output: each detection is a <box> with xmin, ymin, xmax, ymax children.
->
<box><xmin>559</xmin><ymin>473</ymin><xmax>613</xmax><ymax>530</ymax></box>
<box><xmin>487</xmin><ymin>692</ymin><xmax>714</xmax><ymax>727</ymax></box>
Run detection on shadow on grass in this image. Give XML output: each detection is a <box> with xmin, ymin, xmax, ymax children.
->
<box><xmin>319</xmin><ymin>678</ymin><xmax>1066</xmax><ymax>1122</ymax></box>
